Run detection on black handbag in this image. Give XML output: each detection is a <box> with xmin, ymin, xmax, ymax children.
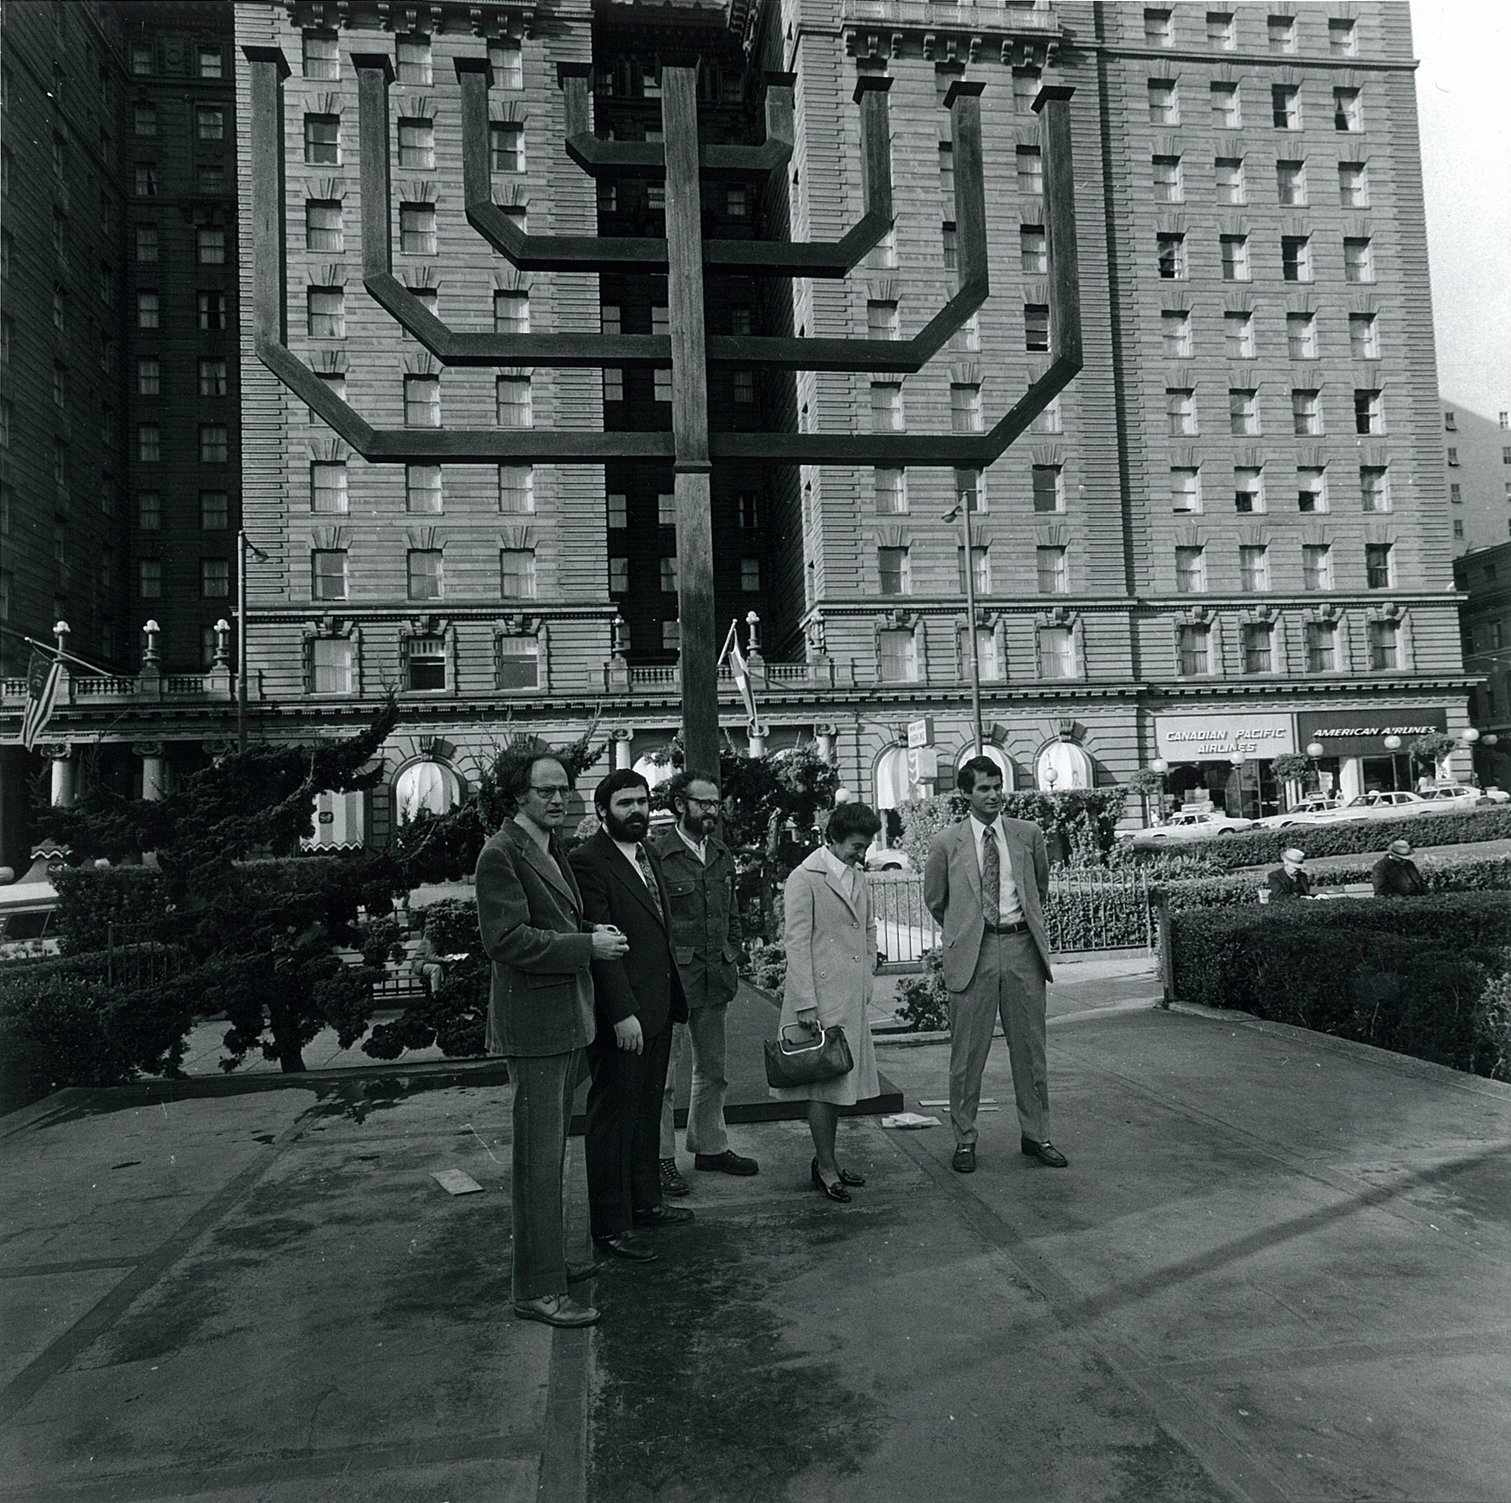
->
<box><xmin>764</xmin><ymin>1022</ymin><xmax>854</xmax><ymax>1089</ymax></box>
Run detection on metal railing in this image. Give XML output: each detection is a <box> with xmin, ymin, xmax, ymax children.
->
<box><xmin>871</xmin><ymin>865</ymin><xmax>1155</xmax><ymax>965</ymax></box>
<box><xmin>105</xmin><ymin>922</ymin><xmax>177</xmax><ymax>990</ymax></box>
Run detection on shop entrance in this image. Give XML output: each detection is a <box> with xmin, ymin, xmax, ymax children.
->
<box><xmin>1360</xmin><ymin>753</ymin><xmax>1412</xmax><ymax>793</ymax></box>
<box><xmin>1169</xmin><ymin>759</ymin><xmax>1282</xmax><ymax>818</ymax></box>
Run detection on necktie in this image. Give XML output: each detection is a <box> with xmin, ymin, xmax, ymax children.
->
<box><xmin>981</xmin><ymin>825</ymin><xmax>1000</xmax><ymax>926</ymax></box>
<box><xmin>635</xmin><ymin>844</ymin><xmax>664</xmax><ymax>921</ymax></box>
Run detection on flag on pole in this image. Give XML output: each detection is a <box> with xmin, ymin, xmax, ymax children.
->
<box><xmin>726</xmin><ymin>622</ymin><xmax>759</xmax><ymax>726</ymax></box>
<box><xmin>21</xmin><ymin>649</ymin><xmax>63</xmax><ymax>751</ymax></box>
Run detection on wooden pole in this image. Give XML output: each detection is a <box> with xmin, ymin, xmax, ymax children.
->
<box><xmin>663</xmin><ymin>65</ymin><xmax>719</xmax><ymax>778</ymax></box>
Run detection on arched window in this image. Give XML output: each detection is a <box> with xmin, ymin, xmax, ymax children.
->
<box><xmin>1035</xmin><ymin>741</ymin><xmax>1094</xmax><ymax>791</ymax></box>
<box><xmin>955</xmin><ymin>743</ymin><xmax>1015</xmax><ymax>789</ymax></box>
<box><xmin>632</xmin><ymin>753</ymin><xmax>674</xmax><ymax>789</ymax></box>
<box><xmin>394</xmin><ymin>759</ymin><xmax>461</xmax><ymax>822</ymax></box>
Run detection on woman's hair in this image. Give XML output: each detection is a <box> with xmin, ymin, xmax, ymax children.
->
<box><xmin>826</xmin><ymin>801</ymin><xmax>882</xmax><ymax>843</ymax></box>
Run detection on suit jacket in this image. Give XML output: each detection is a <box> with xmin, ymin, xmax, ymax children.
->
<box><xmin>923</xmin><ymin>815</ymin><xmax>1053</xmax><ymax>992</ymax></box>
<box><xmin>1372</xmin><ymin>855</ymin><xmax>1427</xmax><ymax>897</ymax></box>
<box><xmin>474</xmin><ymin>820</ymin><xmax>596</xmax><ymax>1057</ymax></box>
<box><xmin>650</xmin><ymin>826</ymin><xmax>743</xmax><ymax>1010</ymax></box>
<box><xmin>777</xmin><ymin>850</ymin><xmax>878</xmax><ymax>1030</ymax></box>
<box><xmin>569</xmin><ymin>830</ymin><xmax>689</xmax><ymax>1040</ymax></box>
<box><xmin>1266</xmin><ymin>867</ymin><xmax>1312</xmax><ymax>899</ymax></box>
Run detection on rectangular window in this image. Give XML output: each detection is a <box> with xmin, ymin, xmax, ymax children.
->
<box><xmin>1235</xmin><ymin>467</ymin><xmax>1264</xmax><ymax>513</ymax></box>
<box><xmin>951</xmin><ymin>383</ymin><xmax>983</xmax><ymax>432</ymax></box>
<box><xmin>731</xmin><ymin>370</ymin><xmax>755</xmax><ymax>405</ymax></box>
<box><xmin>201</xmin><ymin>559</ymin><xmax>230</xmax><ymax>599</ymax></box>
<box><xmin>304</xmin><ymin>114</ymin><xmax>339</xmax><ymax>165</ymax></box>
<box><xmin>198</xmin><ymin>164</ymin><xmax>225</xmax><ymax>194</ymax></box>
<box><xmin>1282</xmin><ymin>235</ymin><xmax>1312</xmax><ymax>281</ymax></box>
<box><xmin>1445</xmin><ymin>410</ymin><xmax>1457</xmax><ymax>431</ymax></box>
<box><xmin>867</xmin><ymin>300</ymin><xmax>899</xmax><ymax>340</ymax></box>
<box><xmin>1016</xmin><ymin>146</ymin><xmax>1043</xmax><ymax>196</ymax></box>
<box><xmin>957</xmin><ymin>545</ymin><xmax>991</xmax><ymax>595</ymax></box>
<box><xmin>1450</xmin><ymin>483</ymin><xmax>1462</xmax><ymax>504</ymax></box>
<box><xmin>311</xmin><ymin>638</ymin><xmax>354</xmax><ymax>694</ymax></box>
<box><xmin>738</xmin><ymin>493</ymin><xmax>761</xmax><ymax>530</ymax></box>
<box><xmin>608</xmin><ymin>557</ymin><xmax>629</xmax><ymax>593</ymax></box>
<box><xmin>875</xmin><ymin>469</ymin><xmax>907</xmax><ymax>514</ymax></box>
<box><xmin>1229</xmin><ymin>388</ymin><xmax>1260</xmax><ymax>435</ymax></box>
<box><xmin>1145</xmin><ymin>8</ymin><xmax>1174</xmax><ymax>46</ymax></box>
<box><xmin>1276</xmin><ymin>158</ymin><xmax>1307</xmax><ymax>206</ymax></box>
<box><xmin>405</xmin><ymin>635</ymin><xmax>446</xmax><ymax>691</ymax></box>
<box><xmin>134</xmin><ymin>162</ymin><xmax>159</xmax><ymax>197</ymax></box>
<box><xmin>199</xmin><ymin>357</ymin><xmax>228</xmax><ymax>397</ymax></box>
<box><xmin>938</xmin><ymin>142</ymin><xmax>955</xmax><ymax>201</ymax></box>
<box><xmin>1360</xmin><ymin>466</ymin><xmax>1390</xmax><ymax>513</ymax></box>
<box><xmin>493</xmin><ymin>632</ymin><xmax>539</xmax><ymax>690</ymax></box>
<box><xmin>200</xmin><ymin>491</ymin><xmax>228</xmax><ymax>530</ymax></box>
<box><xmin>1243</xmin><ymin>623</ymin><xmax>1274</xmax><ymax>674</ymax></box>
<box><xmin>1368</xmin><ymin>621</ymin><xmax>1399</xmax><ymax>671</ymax></box>
<box><xmin>1036</xmin><ymin>546</ymin><xmax>1068</xmax><ymax>595</ymax></box>
<box><xmin>1330</xmin><ymin>18</ymin><xmax>1358</xmax><ymax>55</ymax></box>
<box><xmin>1365</xmin><ymin>542</ymin><xmax>1394</xmax><ymax>589</ymax></box>
<box><xmin>1349</xmin><ymin>313</ymin><xmax>1379</xmax><ymax>360</ymax></box>
<box><xmin>1020</xmin><ymin>225</ymin><xmax>1047</xmax><ymax>275</ymax></box>
<box><xmin>407</xmin><ymin>549</ymin><xmax>443</xmax><ymax>600</ymax></box>
<box><xmin>139</xmin><ymin>559</ymin><xmax>162</xmax><ymax>599</ymax></box>
<box><xmin>1292</xmin><ymin>389</ymin><xmax>1323</xmax><ymax>436</ymax></box>
<box><xmin>499</xmin><ymin>465</ymin><xmax>535</xmax><ymax>514</ymax></box>
<box><xmin>196</xmin><ymin>105</ymin><xmax>225</xmax><ymax>142</ymax></box>
<box><xmin>1024</xmin><ymin>305</ymin><xmax>1051</xmax><ymax>353</ymax></box>
<box><xmin>956</xmin><ymin>468</ymin><xmax>985</xmax><ymax>515</ymax></box>
<box><xmin>1305</xmin><ymin>620</ymin><xmax>1337</xmax><ymax>672</ymax></box>
<box><xmin>879</xmin><ymin>628</ymin><xmax>918</xmax><ymax>683</ymax></box>
<box><xmin>198</xmin><ymin>42</ymin><xmax>223</xmax><ymax>78</ymax></box>
<box><xmin>199</xmin><ymin>425</ymin><xmax>229</xmax><ymax>463</ymax></box>
<box><xmin>1223</xmin><ymin>311</ymin><xmax>1255</xmax><ymax>360</ymax></box>
<box><xmin>878</xmin><ymin>546</ymin><xmax>910</xmax><ymax>596</ymax></box>
<box><xmin>1013</xmin><ymin>69</ymin><xmax>1042</xmax><ymax>114</ymax></box>
<box><xmin>1447</xmin><ymin>447</ymin><xmax>1459</xmax><ymax>466</ymax></box>
<box><xmin>137</xmin><ymin>357</ymin><xmax>161</xmax><ymax>396</ymax></box>
<box><xmin>1157</xmin><ymin>233</ymin><xmax>1186</xmax><ymax>280</ymax></box>
<box><xmin>1272</xmin><ymin>85</ymin><xmax>1301</xmax><ymax>130</ymax></box>
<box><xmin>741</xmin><ymin>557</ymin><xmax>762</xmax><ymax>593</ymax></box>
<box><xmin>1172</xmin><ymin>467</ymin><xmax>1202</xmax><ymax>514</ymax></box>
<box><xmin>1162</xmin><ymin>310</ymin><xmax>1193</xmax><ymax>359</ymax></box>
<box><xmin>658</xmin><ymin>492</ymin><xmax>677</xmax><ymax>526</ymax></box>
<box><xmin>406</xmin><ymin>465</ymin><xmax>442</xmax><ymax>513</ymax></box>
<box><xmin>135</xmin><ymin>103</ymin><xmax>157</xmax><ymax>138</ymax></box>
<box><xmin>1298</xmin><ymin>466</ymin><xmax>1327</xmax><ymax>513</ymax></box>
<box><xmin>659</xmin><ymin>556</ymin><xmax>679</xmax><ymax>594</ymax></box>
<box><xmin>1032</xmin><ymin>465</ymin><xmax>1064</xmax><ymax>513</ymax></box>
<box><xmin>1037</xmin><ymin>626</ymin><xmax>1073</xmax><ymax>680</ymax></box>
<box><xmin>1220</xmin><ymin>235</ymin><xmax>1250</xmax><ymax>282</ymax></box>
<box><xmin>1302</xmin><ymin>544</ymin><xmax>1333</xmax><ymax>591</ymax></box>
<box><xmin>490</xmin><ymin>39</ymin><xmax>524</xmax><ymax>90</ymax></box>
<box><xmin>135</xmin><ymin>225</ymin><xmax>159</xmax><ymax>263</ymax></box>
<box><xmin>138</xmin><ymin>424</ymin><xmax>161</xmax><ymax>462</ymax></box>
<box><xmin>1032</xmin><ymin>397</ymin><xmax>1063</xmax><ymax>435</ymax></box>
<box><xmin>396</xmin><ymin>34</ymin><xmax>432</xmax><ymax>85</ymax></box>
<box><xmin>1239</xmin><ymin>544</ymin><xmax>1269</xmax><ymax>591</ymax></box>
<box><xmin>312</xmin><ymin>550</ymin><xmax>348</xmax><ymax>601</ymax></box>
<box><xmin>1339</xmin><ymin>160</ymin><xmax>1369</xmax><ymax>207</ymax></box>
<box><xmin>1177</xmin><ymin>625</ymin><xmax>1210</xmax><ymax>676</ymax></box>
<box><xmin>872</xmin><ymin>382</ymin><xmax>903</xmax><ymax>432</ymax></box>
<box><xmin>398</xmin><ymin>117</ymin><xmax>435</xmax><ymax>170</ymax></box>
<box><xmin>1268</xmin><ymin>13</ymin><xmax>1296</xmax><ymax>51</ymax></box>
<box><xmin>1354</xmin><ymin>389</ymin><xmax>1383</xmax><ymax>435</ymax></box>
<box><xmin>132</xmin><ymin>42</ymin><xmax>154</xmax><ymax>75</ymax></box>
<box><xmin>303</xmin><ymin>31</ymin><xmax>339</xmax><ymax>79</ymax></box>
<box><xmin>198</xmin><ymin>291</ymin><xmax>227</xmax><ymax>330</ymax></box>
<box><xmin>496</xmin><ymin>375</ymin><xmax>532</xmax><ymax>427</ymax></box>
<box><xmin>1334</xmin><ymin>87</ymin><xmax>1362</xmax><ymax>132</ymax></box>
<box><xmin>1344</xmin><ymin>236</ymin><xmax>1374</xmax><ymax>283</ymax></box>
<box><xmin>1175</xmin><ymin>545</ymin><xmax>1206</xmax><ymax>593</ymax></box>
<box><xmin>1153</xmin><ymin>155</ymin><xmax>1184</xmax><ymax>203</ymax></box>
<box><xmin>1211</xmin><ymin>82</ymin><xmax>1241</xmax><ymax>130</ymax></box>
<box><xmin>137</xmin><ymin>290</ymin><xmax>160</xmax><ymax>330</ymax></box>
<box><xmin>1287</xmin><ymin>312</ymin><xmax>1317</xmax><ymax>359</ymax></box>
<box><xmin>307</xmin><ymin>287</ymin><xmax>345</xmax><ymax>338</ymax></box>
<box><xmin>1167</xmin><ymin>388</ymin><xmax>1197</xmax><ymax>436</ymax></box>
<box><xmin>489</xmin><ymin>122</ymin><xmax>525</xmax><ymax>173</ymax></box>
<box><xmin>1208</xmin><ymin>11</ymin><xmax>1236</xmax><ymax>48</ymax></box>
<box><xmin>399</xmin><ymin>203</ymin><xmax>437</xmax><ymax>255</ymax></box>
<box><xmin>1215</xmin><ymin>156</ymin><xmax>1245</xmax><ymax>205</ymax></box>
<box><xmin>405</xmin><ymin>375</ymin><xmax>440</xmax><ymax>427</ymax></box>
<box><xmin>138</xmin><ymin>491</ymin><xmax>161</xmax><ymax>530</ymax></box>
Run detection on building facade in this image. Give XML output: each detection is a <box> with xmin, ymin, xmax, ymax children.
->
<box><xmin>0</xmin><ymin>0</ymin><xmax>1483</xmax><ymax>866</ymax></box>
<box><xmin>1444</xmin><ymin>399</ymin><xmax>1511</xmax><ymax>557</ymax></box>
<box><xmin>1455</xmin><ymin>540</ymin><xmax>1511</xmax><ymax>790</ymax></box>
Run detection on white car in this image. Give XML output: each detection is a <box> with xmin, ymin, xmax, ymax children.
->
<box><xmin>865</xmin><ymin>848</ymin><xmax>913</xmax><ymax>873</ymax></box>
<box><xmin>1127</xmin><ymin>809</ymin><xmax>1254</xmax><ymax>846</ymax></box>
<box><xmin>1417</xmin><ymin>784</ymin><xmax>1494</xmax><ymax>812</ymax></box>
<box><xmin>1303</xmin><ymin>790</ymin><xmax>1428</xmax><ymax>824</ymax></box>
<box><xmin>1252</xmin><ymin>796</ymin><xmax>1344</xmax><ymax>830</ymax></box>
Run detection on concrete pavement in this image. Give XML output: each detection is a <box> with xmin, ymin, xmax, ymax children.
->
<box><xmin>3</xmin><ymin>988</ymin><xmax>1510</xmax><ymax>1501</ymax></box>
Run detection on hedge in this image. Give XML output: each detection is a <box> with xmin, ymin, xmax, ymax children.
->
<box><xmin>1188</xmin><ymin>806</ymin><xmax>1511</xmax><ymax>872</ymax></box>
<box><xmin>51</xmin><ymin>866</ymin><xmax>167</xmax><ymax>953</ymax></box>
<box><xmin>1169</xmin><ymin>895</ymin><xmax>1511</xmax><ymax>1078</ymax></box>
<box><xmin>364</xmin><ymin>900</ymin><xmax>488</xmax><ymax>1060</ymax></box>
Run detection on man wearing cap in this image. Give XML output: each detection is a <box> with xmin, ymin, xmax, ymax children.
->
<box><xmin>1373</xmin><ymin>838</ymin><xmax>1427</xmax><ymax>897</ymax></box>
<box><xmin>1266</xmin><ymin>848</ymin><xmax>1312</xmax><ymax>900</ymax></box>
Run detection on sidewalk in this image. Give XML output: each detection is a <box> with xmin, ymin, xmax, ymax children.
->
<box><xmin>4</xmin><ymin>989</ymin><xmax>1509</xmax><ymax>1501</ymax></box>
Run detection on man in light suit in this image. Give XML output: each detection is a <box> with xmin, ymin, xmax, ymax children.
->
<box><xmin>923</xmin><ymin>755</ymin><xmax>1064</xmax><ymax>1174</ymax></box>
<box><xmin>476</xmin><ymin>751</ymin><xmax>629</xmax><ymax>1329</ymax></box>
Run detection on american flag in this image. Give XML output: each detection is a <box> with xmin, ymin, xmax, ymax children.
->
<box><xmin>21</xmin><ymin>649</ymin><xmax>62</xmax><ymax>752</ymax></box>
<box><xmin>726</xmin><ymin>626</ymin><xmax>758</xmax><ymax>725</ymax></box>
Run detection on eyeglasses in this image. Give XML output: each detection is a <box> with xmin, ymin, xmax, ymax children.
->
<box><xmin>528</xmin><ymin>785</ymin><xmax>569</xmax><ymax>801</ymax></box>
<box><xmin>684</xmin><ymin>795</ymin><xmax>720</xmax><ymax>808</ymax></box>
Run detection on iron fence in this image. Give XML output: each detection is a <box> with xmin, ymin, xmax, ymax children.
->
<box><xmin>105</xmin><ymin>922</ymin><xmax>178</xmax><ymax>989</ymax></box>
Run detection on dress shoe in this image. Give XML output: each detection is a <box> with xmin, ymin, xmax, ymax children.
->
<box><xmin>837</xmin><ymin>1166</ymin><xmax>866</xmax><ymax>1187</ymax></box>
<box><xmin>951</xmin><ymin>1143</ymin><xmax>977</xmax><ymax>1174</ymax></box>
<box><xmin>512</xmin><ymin>1293</ymin><xmax>600</xmax><ymax>1328</ymax></box>
<box><xmin>810</xmin><ymin>1157</ymin><xmax>851</xmax><ymax>1203</ymax></box>
<box><xmin>694</xmin><ymin>1149</ymin><xmax>759</xmax><ymax>1176</ymax></box>
<box><xmin>632</xmin><ymin>1202</ymin><xmax>695</xmax><ymax>1227</ymax></box>
<box><xmin>592</xmin><ymin>1232</ymin><xmax>657</xmax><ymax>1263</ymax></box>
<box><xmin>566</xmin><ymin>1257</ymin><xmax>606</xmax><ymax>1283</ymax></box>
<box><xmin>659</xmin><ymin>1157</ymin><xmax>691</xmax><ymax>1197</ymax></box>
<box><xmin>1021</xmin><ymin>1137</ymin><xmax>1069</xmax><ymax>1168</ymax></box>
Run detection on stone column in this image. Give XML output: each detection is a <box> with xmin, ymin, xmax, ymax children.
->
<box><xmin>610</xmin><ymin>728</ymin><xmax>633</xmax><ymax>772</ymax></box>
<box><xmin>135</xmin><ymin>743</ymin><xmax>167</xmax><ymax>801</ymax></box>
<box><xmin>41</xmin><ymin>744</ymin><xmax>75</xmax><ymax>807</ymax></box>
<box><xmin>815</xmin><ymin>723</ymin><xmax>837</xmax><ymax>762</ymax></box>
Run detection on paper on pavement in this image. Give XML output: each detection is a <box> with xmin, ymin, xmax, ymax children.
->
<box><xmin>880</xmin><ymin>1112</ymin><xmax>941</xmax><ymax>1129</ymax></box>
<box><xmin>432</xmin><ymin>1169</ymin><xmax>484</xmax><ymax>1195</ymax></box>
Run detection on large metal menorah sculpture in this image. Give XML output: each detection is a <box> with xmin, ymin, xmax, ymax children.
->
<box><xmin>243</xmin><ymin>44</ymin><xmax>1082</xmax><ymax>775</ymax></box>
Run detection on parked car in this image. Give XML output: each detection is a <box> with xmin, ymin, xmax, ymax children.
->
<box><xmin>1302</xmin><ymin>790</ymin><xmax>1428</xmax><ymax>825</ymax></box>
<box><xmin>1125</xmin><ymin>809</ymin><xmax>1254</xmax><ymax>846</ymax></box>
<box><xmin>865</xmin><ymin>847</ymin><xmax>913</xmax><ymax>873</ymax></box>
<box><xmin>1417</xmin><ymin>784</ymin><xmax>1497</xmax><ymax>812</ymax></box>
<box><xmin>1252</xmin><ymin>796</ymin><xmax>1344</xmax><ymax>830</ymax></box>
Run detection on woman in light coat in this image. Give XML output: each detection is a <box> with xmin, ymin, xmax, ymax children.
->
<box><xmin>771</xmin><ymin>801</ymin><xmax>883</xmax><ymax>1202</ymax></box>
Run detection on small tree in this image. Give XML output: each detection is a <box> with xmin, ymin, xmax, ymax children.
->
<box><xmin>1271</xmin><ymin>751</ymin><xmax>1316</xmax><ymax>800</ymax></box>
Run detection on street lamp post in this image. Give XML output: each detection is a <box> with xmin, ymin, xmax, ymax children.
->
<box><xmin>944</xmin><ymin>502</ymin><xmax>984</xmax><ymax>757</ymax></box>
<box><xmin>1149</xmin><ymin>757</ymin><xmax>1169</xmax><ymax>823</ymax></box>
<box><xmin>236</xmin><ymin>530</ymin><xmax>271</xmax><ymax>755</ymax></box>
<box><xmin>1305</xmin><ymin>740</ymin><xmax>1324</xmax><ymax>795</ymax></box>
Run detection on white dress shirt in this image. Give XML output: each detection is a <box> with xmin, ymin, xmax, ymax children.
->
<box><xmin>968</xmin><ymin>815</ymin><xmax>1023</xmax><ymax>924</ymax></box>
<box><xmin>613</xmin><ymin>836</ymin><xmax>654</xmax><ymax>888</ymax></box>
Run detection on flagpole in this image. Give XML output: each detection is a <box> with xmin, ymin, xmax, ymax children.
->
<box><xmin>1</xmin><ymin>625</ymin><xmax>113</xmax><ymax>678</ymax></box>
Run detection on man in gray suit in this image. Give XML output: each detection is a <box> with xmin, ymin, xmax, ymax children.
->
<box><xmin>476</xmin><ymin>751</ymin><xmax>629</xmax><ymax>1328</ymax></box>
<box><xmin>923</xmin><ymin>755</ymin><xmax>1064</xmax><ymax>1174</ymax></box>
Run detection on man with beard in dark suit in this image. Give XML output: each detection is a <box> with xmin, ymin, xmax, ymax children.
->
<box><xmin>570</xmin><ymin>769</ymin><xmax>692</xmax><ymax>1263</ymax></box>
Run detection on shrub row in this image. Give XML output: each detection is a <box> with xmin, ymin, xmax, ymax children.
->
<box><xmin>364</xmin><ymin>899</ymin><xmax>487</xmax><ymax>1060</ymax></box>
<box><xmin>1170</xmin><ymin>894</ymin><xmax>1511</xmax><ymax>1078</ymax></box>
<box><xmin>1191</xmin><ymin>806</ymin><xmax>1511</xmax><ymax>872</ymax></box>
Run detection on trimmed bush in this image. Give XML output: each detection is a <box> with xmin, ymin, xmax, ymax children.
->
<box><xmin>894</xmin><ymin>948</ymin><xmax>949</xmax><ymax>1031</ymax></box>
<box><xmin>364</xmin><ymin>900</ymin><xmax>488</xmax><ymax>1060</ymax></box>
<box><xmin>742</xmin><ymin>939</ymin><xmax>787</xmax><ymax>997</ymax></box>
<box><xmin>899</xmin><ymin>789</ymin><xmax>1128</xmax><ymax>870</ymax></box>
<box><xmin>1169</xmin><ymin>896</ymin><xmax>1511</xmax><ymax>1077</ymax></box>
<box><xmin>51</xmin><ymin>866</ymin><xmax>167</xmax><ymax>954</ymax></box>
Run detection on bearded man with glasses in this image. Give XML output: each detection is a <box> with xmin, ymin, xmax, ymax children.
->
<box><xmin>476</xmin><ymin>751</ymin><xmax>629</xmax><ymax>1328</ymax></box>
